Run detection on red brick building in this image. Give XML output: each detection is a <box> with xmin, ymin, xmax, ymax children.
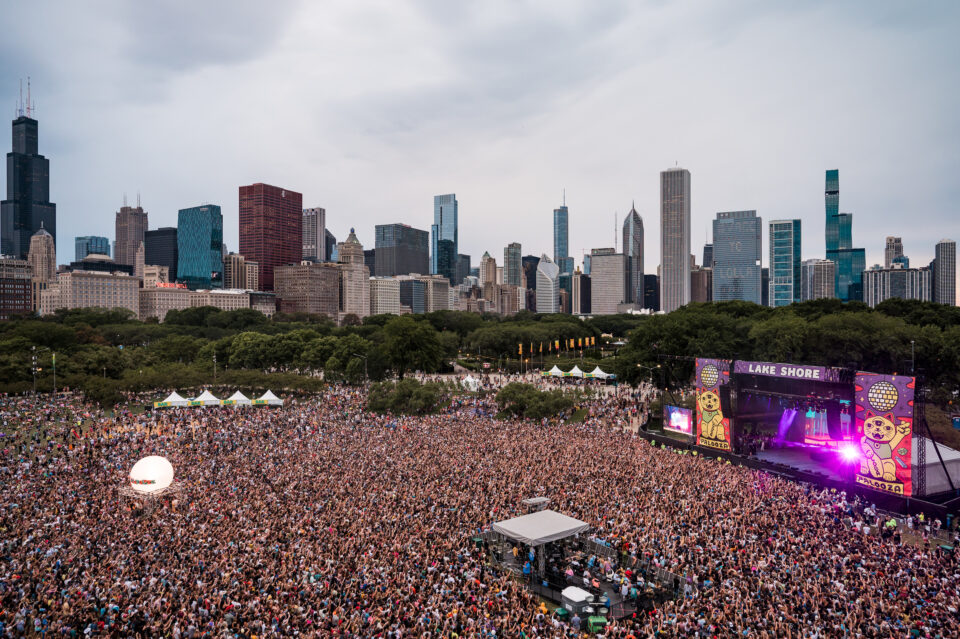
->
<box><xmin>238</xmin><ymin>183</ymin><xmax>302</xmax><ymax>291</ymax></box>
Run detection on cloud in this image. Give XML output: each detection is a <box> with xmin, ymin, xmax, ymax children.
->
<box><xmin>0</xmin><ymin>0</ymin><xmax>957</xmax><ymax>288</ymax></box>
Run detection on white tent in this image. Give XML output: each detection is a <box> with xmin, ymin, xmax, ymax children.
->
<box><xmin>154</xmin><ymin>391</ymin><xmax>188</xmax><ymax>408</ymax></box>
<box><xmin>192</xmin><ymin>390</ymin><xmax>220</xmax><ymax>406</ymax></box>
<box><xmin>568</xmin><ymin>365</ymin><xmax>584</xmax><ymax>378</ymax></box>
<box><xmin>589</xmin><ymin>366</ymin><xmax>609</xmax><ymax>379</ymax></box>
<box><xmin>492</xmin><ymin>509</ymin><xmax>590</xmax><ymax>546</ymax></box>
<box><xmin>462</xmin><ymin>375</ymin><xmax>480</xmax><ymax>392</ymax></box>
<box><xmin>257</xmin><ymin>390</ymin><xmax>284</xmax><ymax>406</ymax></box>
<box><xmin>547</xmin><ymin>365</ymin><xmax>564</xmax><ymax>377</ymax></box>
<box><xmin>914</xmin><ymin>440</ymin><xmax>960</xmax><ymax>495</ymax></box>
<box><xmin>223</xmin><ymin>390</ymin><xmax>251</xmax><ymax>406</ymax></box>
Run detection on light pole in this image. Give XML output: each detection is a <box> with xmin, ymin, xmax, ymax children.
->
<box><xmin>352</xmin><ymin>353</ymin><xmax>368</xmax><ymax>382</ymax></box>
<box><xmin>213</xmin><ymin>352</ymin><xmax>217</xmax><ymax>383</ymax></box>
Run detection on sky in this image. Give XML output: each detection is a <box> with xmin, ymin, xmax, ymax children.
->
<box><xmin>2</xmin><ymin>0</ymin><xmax>958</xmax><ymax>281</ymax></box>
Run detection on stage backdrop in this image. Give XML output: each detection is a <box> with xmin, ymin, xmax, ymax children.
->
<box><xmin>733</xmin><ymin>360</ymin><xmax>843</xmax><ymax>383</ymax></box>
<box><xmin>854</xmin><ymin>372</ymin><xmax>915</xmax><ymax>496</ymax></box>
<box><xmin>696</xmin><ymin>358</ymin><xmax>731</xmax><ymax>451</ymax></box>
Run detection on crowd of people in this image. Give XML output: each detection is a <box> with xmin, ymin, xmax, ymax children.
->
<box><xmin>0</xmin><ymin>381</ymin><xmax>958</xmax><ymax>638</ymax></box>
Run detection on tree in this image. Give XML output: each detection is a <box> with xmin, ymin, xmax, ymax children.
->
<box><xmin>382</xmin><ymin>316</ymin><xmax>442</xmax><ymax>378</ymax></box>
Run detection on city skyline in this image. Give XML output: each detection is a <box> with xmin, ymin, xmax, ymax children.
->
<box><xmin>0</xmin><ymin>2</ymin><xmax>956</xmax><ymax>287</ymax></box>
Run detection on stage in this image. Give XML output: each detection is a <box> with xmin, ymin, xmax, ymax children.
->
<box><xmin>755</xmin><ymin>447</ymin><xmax>850</xmax><ymax>483</ymax></box>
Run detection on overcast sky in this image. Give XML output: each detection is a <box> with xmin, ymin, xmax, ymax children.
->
<box><xmin>2</xmin><ymin>0</ymin><xmax>958</xmax><ymax>279</ymax></box>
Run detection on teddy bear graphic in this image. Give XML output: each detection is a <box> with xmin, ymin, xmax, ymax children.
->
<box><xmin>697</xmin><ymin>390</ymin><xmax>725</xmax><ymax>441</ymax></box>
<box><xmin>859</xmin><ymin>412</ymin><xmax>909</xmax><ymax>482</ymax></box>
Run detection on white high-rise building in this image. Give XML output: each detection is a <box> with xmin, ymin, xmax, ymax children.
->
<box><xmin>302</xmin><ymin>207</ymin><xmax>326</xmax><ymax>262</ymax></box>
<box><xmin>536</xmin><ymin>254</ymin><xmax>559</xmax><ymax>313</ymax></box>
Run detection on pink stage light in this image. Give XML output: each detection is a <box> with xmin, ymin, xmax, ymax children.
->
<box><xmin>839</xmin><ymin>444</ymin><xmax>860</xmax><ymax>462</ymax></box>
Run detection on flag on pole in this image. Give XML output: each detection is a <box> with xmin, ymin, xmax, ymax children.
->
<box><xmin>555</xmin><ymin>339</ymin><xmax>560</xmax><ymax>350</ymax></box>
<box><xmin>518</xmin><ymin>343</ymin><xmax>522</xmax><ymax>355</ymax></box>
<box><xmin>539</xmin><ymin>342</ymin><xmax>543</xmax><ymax>353</ymax></box>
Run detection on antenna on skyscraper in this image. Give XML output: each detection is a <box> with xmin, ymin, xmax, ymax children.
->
<box><xmin>563</xmin><ymin>188</ymin><xmax>566</xmax><ymax>207</ymax></box>
<box><xmin>123</xmin><ymin>193</ymin><xmax>128</xmax><ymax>208</ymax></box>
<box><xmin>16</xmin><ymin>79</ymin><xmax>23</xmax><ymax>117</ymax></box>
<box><xmin>614</xmin><ymin>212</ymin><xmax>618</xmax><ymax>252</ymax></box>
<box><xmin>137</xmin><ymin>191</ymin><xmax>141</xmax><ymax>208</ymax></box>
<box><xmin>26</xmin><ymin>77</ymin><xmax>33</xmax><ymax>118</ymax></box>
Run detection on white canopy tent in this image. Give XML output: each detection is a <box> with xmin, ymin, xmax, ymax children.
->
<box><xmin>224</xmin><ymin>391</ymin><xmax>251</xmax><ymax>406</ymax></box>
<box><xmin>589</xmin><ymin>366</ymin><xmax>609</xmax><ymax>379</ymax></box>
<box><xmin>492</xmin><ymin>509</ymin><xmax>590</xmax><ymax>546</ymax></box>
<box><xmin>915</xmin><ymin>440</ymin><xmax>960</xmax><ymax>495</ymax></box>
<box><xmin>154</xmin><ymin>391</ymin><xmax>188</xmax><ymax>408</ymax></box>
<box><xmin>257</xmin><ymin>390</ymin><xmax>284</xmax><ymax>406</ymax></box>
<box><xmin>546</xmin><ymin>365</ymin><xmax>563</xmax><ymax>377</ymax></box>
<box><xmin>192</xmin><ymin>390</ymin><xmax>220</xmax><ymax>406</ymax></box>
<box><xmin>462</xmin><ymin>375</ymin><xmax>480</xmax><ymax>392</ymax></box>
<box><xmin>567</xmin><ymin>365</ymin><xmax>584</xmax><ymax>378</ymax></box>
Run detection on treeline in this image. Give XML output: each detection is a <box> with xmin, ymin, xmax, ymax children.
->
<box><xmin>613</xmin><ymin>298</ymin><xmax>960</xmax><ymax>404</ymax></box>
<box><xmin>2</xmin><ymin>298</ymin><xmax>958</xmax><ymax>407</ymax></box>
<box><xmin>0</xmin><ymin>307</ymin><xmax>642</xmax><ymax>403</ymax></box>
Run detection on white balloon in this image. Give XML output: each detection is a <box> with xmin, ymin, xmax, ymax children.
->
<box><xmin>128</xmin><ymin>456</ymin><xmax>174</xmax><ymax>494</ymax></box>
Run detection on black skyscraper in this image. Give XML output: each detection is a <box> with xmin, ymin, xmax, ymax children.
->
<box><xmin>144</xmin><ymin>227</ymin><xmax>179</xmax><ymax>281</ymax></box>
<box><xmin>1</xmin><ymin>108</ymin><xmax>56</xmax><ymax>259</ymax></box>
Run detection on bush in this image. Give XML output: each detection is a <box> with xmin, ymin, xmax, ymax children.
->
<box><xmin>368</xmin><ymin>378</ymin><xmax>445</xmax><ymax>415</ymax></box>
<box><xmin>495</xmin><ymin>382</ymin><xmax>575</xmax><ymax>420</ymax></box>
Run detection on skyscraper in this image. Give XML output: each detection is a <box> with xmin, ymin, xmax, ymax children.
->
<box><xmin>885</xmin><ymin>236</ymin><xmax>903</xmax><ymax>269</ymax></box>
<box><xmin>590</xmin><ymin>248</ymin><xmax>628</xmax><ymax>315</ymax></box>
<box><xmin>863</xmin><ymin>265</ymin><xmax>932</xmax><ymax>307</ymax></box>
<box><xmin>643</xmin><ymin>274</ymin><xmax>660</xmax><ymax>311</ymax></box>
<box><xmin>324</xmin><ymin>229</ymin><xmax>337</xmax><ymax>263</ymax></box>
<box><xmin>239</xmin><ymin>183</ymin><xmax>303</xmax><ymax>291</ymax></box>
<box><xmin>702</xmin><ymin>243</ymin><xmax>713</xmax><ymax>269</ymax></box>
<box><xmin>114</xmin><ymin>204</ymin><xmax>148</xmax><ymax>267</ymax></box>
<box><xmin>455</xmin><ymin>254</ymin><xmax>471</xmax><ymax>284</ymax></box>
<box><xmin>660</xmin><ymin>168</ymin><xmax>691</xmax><ymax>312</ymax></box>
<box><xmin>801</xmin><ymin>259</ymin><xmax>836</xmax><ymax>301</ymax></box>
<box><xmin>144</xmin><ymin>227</ymin><xmax>178</xmax><ymax>282</ymax></box>
<box><xmin>302</xmin><ymin>207</ymin><xmax>326</xmax><ymax>262</ymax></box>
<box><xmin>1</xmin><ymin>97</ymin><xmax>57</xmax><ymax>260</ymax></box>
<box><xmin>479</xmin><ymin>251</ymin><xmax>497</xmax><ymax>286</ymax></box>
<box><xmin>27</xmin><ymin>227</ymin><xmax>55</xmax><ymax>312</ymax></box>
<box><xmin>769</xmin><ymin>219</ymin><xmax>801</xmax><ymax>307</ymax></box>
<box><xmin>177</xmin><ymin>205</ymin><xmax>223</xmax><ymax>290</ymax></box>
<box><xmin>622</xmin><ymin>205</ymin><xmax>644</xmax><ymax>304</ymax></box>
<box><xmin>712</xmin><ymin>210</ymin><xmax>762</xmax><ymax>304</ymax></box>
<box><xmin>536</xmin><ymin>254</ymin><xmax>559</xmax><ymax>314</ymax></box>
<box><xmin>374</xmin><ymin>223</ymin><xmax>429</xmax><ymax>276</ymax></box>
<box><xmin>503</xmin><ymin>242</ymin><xmax>522</xmax><ymax>287</ymax></box>
<box><xmin>75</xmin><ymin>236</ymin><xmax>110</xmax><ymax>261</ymax></box>
<box><xmin>934</xmin><ymin>239</ymin><xmax>956</xmax><ymax>306</ymax></box>
<box><xmin>431</xmin><ymin>194</ymin><xmax>458</xmax><ymax>283</ymax></box>
<box><xmin>571</xmin><ymin>268</ymin><xmax>591</xmax><ymax>315</ymax></box>
<box><xmin>553</xmin><ymin>204</ymin><xmax>573</xmax><ymax>275</ymax></box>
<box><xmin>337</xmin><ymin>228</ymin><xmax>370</xmax><ymax>322</ymax></box>
<box><xmin>824</xmin><ymin>170</ymin><xmax>866</xmax><ymax>301</ymax></box>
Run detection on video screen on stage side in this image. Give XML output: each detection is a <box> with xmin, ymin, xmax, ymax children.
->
<box><xmin>664</xmin><ymin>405</ymin><xmax>694</xmax><ymax>435</ymax></box>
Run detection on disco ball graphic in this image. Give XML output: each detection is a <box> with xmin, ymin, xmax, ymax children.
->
<box><xmin>700</xmin><ymin>364</ymin><xmax>719</xmax><ymax>389</ymax></box>
<box><xmin>867</xmin><ymin>381</ymin><xmax>899</xmax><ymax>412</ymax></box>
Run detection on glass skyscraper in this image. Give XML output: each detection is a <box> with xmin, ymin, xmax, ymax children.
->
<box><xmin>553</xmin><ymin>205</ymin><xmax>573</xmax><ymax>275</ymax></box>
<box><xmin>769</xmin><ymin>219</ymin><xmax>801</xmax><ymax>307</ymax></box>
<box><xmin>145</xmin><ymin>227</ymin><xmax>178</xmax><ymax>281</ymax></box>
<box><xmin>824</xmin><ymin>170</ymin><xmax>865</xmax><ymax>301</ymax></box>
<box><xmin>431</xmin><ymin>194</ymin><xmax>458</xmax><ymax>283</ymax></box>
<box><xmin>177</xmin><ymin>205</ymin><xmax>223</xmax><ymax>290</ymax></box>
<box><xmin>1</xmin><ymin>110</ymin><xmax>57</xmax><ymax>259</ymax></box>
<box><xmin>375</xmin><ymin>223</ymin><xmax>429</xmax><ymax>276</ymax></box>
<box><xmin>622</xmin><ymin>206</ymin><xmax>644</xmax><ymax>304</ymax></box>
<box><xmin>75</xmin><ymin>235</ymin><xmax>110</xmax><ymax>260</ymax></box>
<box><xmin>712</xmin><ymin>210</ymin><xmax>762</xmax><ymax>304</ymax></box>
<box><xmin>503</xmin><ymin>242</ymin><xmax>522</xmax><ymax>287</ymax></box>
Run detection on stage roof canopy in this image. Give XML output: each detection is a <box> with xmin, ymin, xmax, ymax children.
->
<box><xmin>492</xmin><ymin>509</ymin><xmax>589</xmax><ymax>546</ymax></box>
